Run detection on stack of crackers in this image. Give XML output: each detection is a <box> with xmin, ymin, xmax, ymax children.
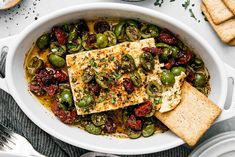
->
<box><xmin>201</xmin><ymin>0</ymin><xmax>235</xmax><ymax>46</ymax></box>
<box><xmin>155</xmin><ymin>82</ymin><xmax>222</xmax><ymax>146</ymax></box>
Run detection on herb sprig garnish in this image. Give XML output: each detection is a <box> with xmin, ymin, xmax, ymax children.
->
<box><xmin>182</xmin><ymin>0</ymin><xmax>190</xmax><ymax>10</ymax></box>
<box><xmin>154</xmin><ymin>0</ymin><xmax>200</xmax><ymax>23</ymax></box>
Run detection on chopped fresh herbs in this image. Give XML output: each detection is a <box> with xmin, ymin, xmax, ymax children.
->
<box><xmin>154</xmin><ymin>0</ymin><xmax>164</xmax><ymax>7</ymax></box>
<box><xmin>111</xmin><ymin>94</ymin><xmax>116</xmax><ymax>104</ymax></box>
<box><xmin>182</xmin><ymin>0</ymin><xmax>190</xmax><ymax>10</ymax></box>
<box><xmin>89</xmin><ymin>58</ymin><xmax>97</xmax><ymax>67</ymax></box>
<box><xmin>189</xmin><ymin>8</ymin><xmax>197</xmax><ymax>21</ymax></box>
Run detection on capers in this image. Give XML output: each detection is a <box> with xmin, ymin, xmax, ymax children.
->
<box><xmin>96</xmin><ymin>33</ymin><xmax>108</xmax><ymax>48</ymax></box>
<box><xmin>76</xmin><ymin>94</ymin><xmax>94</xmax><ymax>108</ymax></box>
<box><xmin>27</xmin><ymin>56</ymin><xmax>44</xmax><ymax>75</ymax></box>
<box><xmin>85</xmin><ymin>123</ymin><xmax>101</xmax><ymax>135</ymax></box>
<box><xmin>104</xmin><ymin>31</ymin><xmax>117</xmax><ymax>46</ymax></box>
<box><xmin>194</xmin><ymin>73</ymin><xmax>207</xmax><ymax>87</ymax></box>
<box><xmin>161</xmin><ymin>70</ymin><xmax>175</xmax><ymax>86</ymax></box>
<box><xmin>95</xmin><ymin>72</ymin><xmax>108</xmax><ymax>89</ymax></box>
<box><xmin>82</xmin><ymin>67</ymin><xmax>95</xmax><ymax>83</ymax></box>
<box><xmin>126</xmin><ymin>26</ymin><xmax>141</xmax><ymax>41</ymax></box>
<box><xmin>146</xmin><ymin>80</ymin><xmax>162</xmax><ymax>97</ymax></box>
<box><xmin>36</xmin><ymin>33</ymin><xmax>51</xmax><ymax>50</ymax></box>
<box><xmin>59</xmin><ymin>89</ymin><xmax>73</xmax><ymax>110</ymax></box>
<box><xmin>127</xmin><ymin>129</ymin><xmax>141</xmax><ymax>139</ymax></box>
<box><xmin>48</xmin><ymin>54</ymin><xmax>65</xmax><ymax>68</ymax></box>
<box><xmin>91</xmin><ymin>113</ymin><xmax>107</xmax><ymax>126</ymax></box>
<box><xmin>121</xmin><ymin>54</ymin><xmax>136</xmax><ymax>73</ymax></box>
<box><xmin>130</xmin><ymin>71</ymin><xmax>142</xmax><ymax>87</ymax></box>
<box><xmin>142</xmin><ymin>123</ymin><xmax>155</xmax><ymax>137</ymax></box>
<box><xmin>171</xmin><ymin>66</ymin><xmax>186</xmax><ymax>76</ymax></box>
<box><xmin>140</xmin><ymin>52</ymin><xmax>154</xmax><ymax>71</ymax></box>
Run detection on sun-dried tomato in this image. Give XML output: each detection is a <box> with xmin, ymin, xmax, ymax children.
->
<box><xmin>54</xmin><ymin>70</ymin><xmax>68</xmax><ymax>82</ymax></box>
<box><xmin>142</xmin><ymin>47</ymin><xmax>162</xmax><ymax>56</ymax></box>
<box><xmin>164</xmin><ymin>58</ymin><xmax>175</xmax><ymax>70</ymax></box>
<box><xmin>54</xmin><ymin>28</ymin><xmax>68</xmax><ymax>45</ymax></box>
<box><xmin>186</xmin><ymin>67</ymin><xmax>195</xmax><ymax>82</ymax></box>
<box><xmin>89</xmin><ymin>83</ymin><xmax>100</xmax><ymax>96</ymax></box>
<box><xmin>29</xmin><ymin>83</ymin><xmax>45</xmax><ymax>96</ymax></box>
<box><xmin>51</xmin><ymin>101</ymin><xmax>77</xmax><ymax>124</ymax></box>
<box><xmin>123</xmin><ymin>78</ymin><xmax>135</xmax><ymax>94</ymax></box>
<box><xmin>126</xmin><ymin>114</ymin><xmax>142</xmax><ymax>131</ymax></box>
<box><xmin>134</xmin><ymin>101</ymin><xmax>153</xmax><ymax>117</ymax></box>
<box><xmin>159</xmin><ymin>30</ymin><xmax>177</xmax><ymax>45</ymax></box>
<box><xmin>176</xmin><ymin>51</ymin><xmax>193</xmax><ymax>65</ymax></box>
<box><xmin>103</xmin><ymin>119</ymin><xmax>117</xmax><ymax>133</ymax></box>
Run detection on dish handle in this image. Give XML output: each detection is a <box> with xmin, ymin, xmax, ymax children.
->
<box><xmin>217</xmin><ymin>63</ymin><xmax>235</xmax><ymax>122</ymax></box>
<box><xmin>0</xmin><ymin>36</ymin><xmax>17</xmax><ymax>94</ymax></box>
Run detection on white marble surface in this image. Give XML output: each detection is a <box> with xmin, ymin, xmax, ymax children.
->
<box><xmin>0</xmin><ymin>0</ymin><xmax>235</xmax><ymax>150</ymax></box>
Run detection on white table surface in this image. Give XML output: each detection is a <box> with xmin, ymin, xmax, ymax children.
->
<box><xmin>1</xmin><ymin>0</ymin><xmax>235</xmax><ymax>153</ymax></box>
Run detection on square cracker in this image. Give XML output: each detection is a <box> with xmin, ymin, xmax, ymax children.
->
<box><xmin>202</xmin><ymin>4</ymin><xmax>235</xmax><ymax>43</ymax></box>
<box><xmin>203</xmin><ymin>0</ymin><xmax>234</xmax><ymax>24</ymax></box>
<box><xmin>223</xmin><ymin>0</ymin><xmax>235</xmax><ymax>15</ymax></box>
<box><xmin>155</xmin><ymin>82</ymin><xmax>221</xmax><ymax>146</ymax></box>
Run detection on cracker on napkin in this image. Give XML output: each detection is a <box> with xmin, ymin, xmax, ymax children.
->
<box><xmin>202</xmin><ymin>4</ymin><xmax>235</xmax><ymax>44</ymax></box>
<box><xmin>155</xmin><ymin>82</ymin><xmax>221</xmax><ymax>146</ymax></box>
<box><xmin>223</xmin><ymin>0</ymin><xmax>235</xmax><ymax>15</ymax></box>
<box><xmin>203</xmin><ymin>0</ymin><xmax>234</xmax><ymax>24</ymax></box>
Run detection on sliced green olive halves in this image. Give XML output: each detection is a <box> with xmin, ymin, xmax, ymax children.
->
<box><xmin>85</xmin><ymin>123</ymin><xmax>101</xmax><ymax>135</ymax></box>
<box><xmin>121</xmin><ymin>54</ymin><xmax>136</xmax><ymax>73</ymax></box>
<box><xmin>142</xmin><ymin>123</ymin><xmax>155</xmax><ymax>137</ymax></box>
<box><xmin>126</xmin><ymin>26</ymin><xmax>141</xmax><ymax>41</ymax></box>
<box><xmin>140</xmin><ymin>52</ymin><xmax>154</xmax><ymax>71</ymax></box>
<box><xmin>91</xmin><ymin>113</ymin><xmax>107</xmax><ymax>126</ymax></box>
<box><xmin>95</xmin><ymin>72</ymin><xmax>109</xmax><ymax>89</ymax></box>
<box><xmin>59</xmin><ymin>89</ymin><xmax>74</xmax><ymax>110</ymax></box>
<box><xmin>82</xmin><ymin>67</ymin><xmax>95</xmax><ymax>83</ymax></box>
<box><xmin>161</xmin><ymin>70</ymin><xmax>175</xmax><ymax>86</ymax></box>
<box><xmin>27</xmin><ymin>56</ymin><xmax>44</xmax><ymax>75</ymax></box>
<box><xmin>146</xmin><ymin>80</ymin><xmax>162</xmax><ymax>97</ymax></box>
<box><xmin>130</xmin><ymin>71</ymin><xmax>142</xmax><ymax>87</ymax></box>
<box><xmin>76</xmin><ymin>94</ymin><xmax>94</xmax><ymax>108</ymax></box>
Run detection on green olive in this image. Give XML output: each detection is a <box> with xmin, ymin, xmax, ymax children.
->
<box><xmin>91</xmin><ymin>113</ymin><xmax>107</xmax><ymax>126</ymax></box>
<box><xmin>104</xmin><ymin>31</ymin><xmax>117</xmax><ymax>46</ymax></box>
<box><xmin>48</xmin><ymin>54</ymin><xmax>65</xmax><ymax>68</ymax></box>
<box><xmin>191</xmin><ymin>58</ymin><xmax>204</xmax><ymax>69</ymax></box>
<box><xmin>130</xmin><ymin>71</ymin><xmax>142</xmax><ymax>87</ymax></box>
<box><xmin>96</xmin><ymin>33</ymin><xmax>108</xmax><ymax>48</ymax></box>
<box><xmin>127</xmin><ymin>129</ymin><xmax>141</xmax><ymax>139</ymax></box>
<box><xmin>76</xmin><ymin>94</ymin><xmax>94</xmax><ymax>108</ymax></box>
<box><xmin>171</xmin><ymin>66</ymin><xmax>186</xmax><ymax>76</ymax></box>
<box><xmin>27</xmin><ymin>56</ymin><xmax>44</xmax><ymax>75</ymax></box>
<box><xmin>68</xmin><ymin>27</ymin><xmax>78</xmax><ymax>43</ymax></box>
<box><xmin>50</xmin><ymin>42</ymin><xmax>67</xmax><ymax>57</ymax></box>
<box><xmin>82</xmin><ymin>67</ymin><xmax>95</xmax><ymax>83</ymax></box>
<box><xmin>121</xmin><ymin>54</ymin><xmax>136</xmax><ymax>73</ymax></box>
<box><xmin>85</xmin><ymin>123</ymin><xmax>101</xmax><ymax>135</ymax></box>
<box><xmin>141</xmin><ymin>24</ymin><xmax>159</xmax><ymax>39</ymax></box>
<box><xmin>160</xmin><ymin>48</ymin><xmax>171</xmax><ymax>60</ymax></box>
<box><xmin>36</xmin><ymin>33</ymin><xmax>51</xmax><ymax>50</ymax></box>
<box><xmin>161</xmin><ymin>70</ymin><xmax>175</xmax><ymax>86</ymax></box>
<box><xmin>194</xmin><ymin>73</ymin><xmax>207</xmax><ymax>87</ymax></box>
<box><xmin>126</xmin><ymin>26</ymin><xmax>141</xmax><ymax>41</ymax></box>
<box><xmin>126</xmin><ymin>19</ymin><xmax>138</xmax><ymax>28</ymax></box>
<box><xmin>140</xmin><ymin>52</ymin><xmax>154</xmax><ymax>71</ymax></box>
<box><xmin>67</xmin><ymin>37</ymin><xmax>82</xmax><ymax>53</ymax></box>
<box><xmin>114</xmin><ymin>21</ymin><xmax>125</xmax><ymax>37</ymax></box>
<box><xmin>95</xmin><ymin>72</ymin><xmax>108</xmax><ymax>89</ymax></box>
<box><xmin>171</xmin><ymin>46</ymin><xmax>180</xmax><ymax>58</ymax></box>
<box><xmin>142</xmin><ymin>124</ymin><xmax>155</xmax><ymax>137</ymax></box>
<box><xmin>59</xmin><ymin>89</ymin><xmax>73</xmax><ymax>110</ymax></box>
<box><xmin>156</xmin><ymin>43</ymin><xmax>170</xmax><ymax>48</ymax></box>
<box><xmin>146</xmin><ymin>80</ymin><xmax>162</xmax><ymax>97</ymax></box>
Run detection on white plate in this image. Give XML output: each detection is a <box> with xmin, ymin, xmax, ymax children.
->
<box><xmin>189</xmin><ymin>132</ymin><xmax>235</xmax><ymax>157</ymax></box>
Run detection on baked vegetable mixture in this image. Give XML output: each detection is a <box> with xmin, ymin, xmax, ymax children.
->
<box><xmin>25</xmin><ymin>19</ymin><xmax>210</xmax><ymax>138</ymax></box>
